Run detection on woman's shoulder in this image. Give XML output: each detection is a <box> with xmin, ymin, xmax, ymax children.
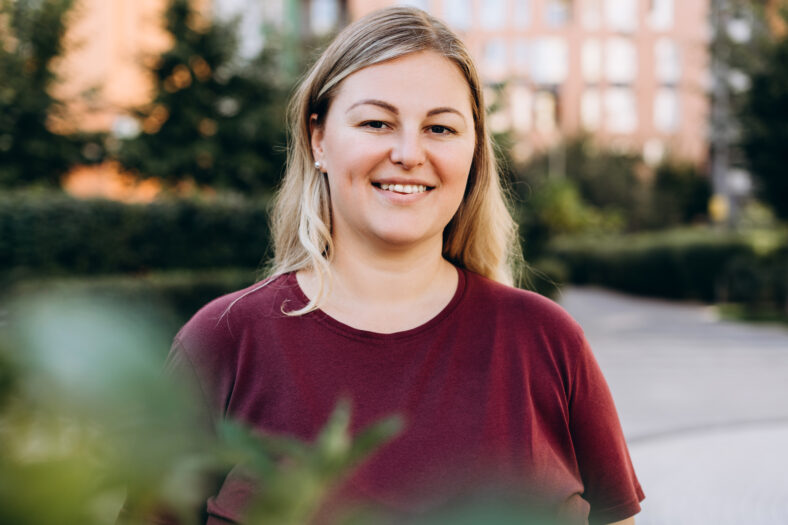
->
<box><xmin>174</xmin><ymin>273</ymin><xmax>297</xmax><ymax>350</ymax></box>
<box><xmin>462</xmin><ymin>268</ymin><xmax>583</xmax><ymax>337</ymax></box>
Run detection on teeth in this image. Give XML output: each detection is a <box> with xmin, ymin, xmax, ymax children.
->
<box><xmin>379</xmin><ymin>183</ymin><xmax>428</xmax><ymax>194</ymax></box>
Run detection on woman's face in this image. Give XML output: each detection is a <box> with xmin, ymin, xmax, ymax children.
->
<box><xmin>311</xmin><ymin>50</ymin><xmax>476</xmax><ymax>255</ymax></box>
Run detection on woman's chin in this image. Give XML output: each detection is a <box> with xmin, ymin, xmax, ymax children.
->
<box><xmin>368</xmin><ymin>228</ymin><xmax>442</xmax><ymax>252</ymax></box>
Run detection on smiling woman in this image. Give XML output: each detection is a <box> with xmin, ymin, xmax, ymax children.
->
<box><xmin>163</xmin><ymin>7</ymin><xmax>645</xmax><ymax>525</ymax></box>
<box><xmin>309</xmin><ymin>51</ymin><xmax>475</xmax><ymax>275</ymax></box>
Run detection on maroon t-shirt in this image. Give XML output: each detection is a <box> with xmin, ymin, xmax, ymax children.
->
<box><xmin>169</xmin><ymin>268</ymin><xmax>644</xmax><ymax>524</ymax></box>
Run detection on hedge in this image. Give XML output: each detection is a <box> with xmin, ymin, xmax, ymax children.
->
<box><xmin>717</xmin><ymin>245</ymin><xmax>788</xmax><ymax>318</ymax></box>
<box><xmin>546</xmin><ymin>228</ymin><xmax>787</xmax><ymax>303</ymax></box>
<box><xmin>0</xmin><ymin>192</ymin><xmax>272</xmax><ymax>281</ymax></box>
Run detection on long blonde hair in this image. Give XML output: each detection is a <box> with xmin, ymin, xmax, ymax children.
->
<box><xmin>266</xmin><ymin>7</ymin><xmax>521</xmax><ymax>314</ymax></box>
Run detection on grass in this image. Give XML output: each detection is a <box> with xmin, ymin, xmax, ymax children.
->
<box><xmin>716</xmin><ymin>303</ymin><xmax>788</xmax><ymax>326</ymax></box>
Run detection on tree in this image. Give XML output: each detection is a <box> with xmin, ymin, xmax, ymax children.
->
<box><xmin>116</xmin><ymin>0</ymin><xmax>289</xmax><ymax>194</ymax></box>
<box><xmin>650</xmin><ymin>161</ymin><xmax>711</xmax><ymax>227</ymax></box>
<box><xmin>514</xmin><ymin>136</ymin><xmax>646</xmax><ymax>228</ymax></box>
<box><xmin>0</xmin><ymin>0</ymin><xmax>102</xmax><ymax>188</ymax></box>
<box><xmin>740</xmin><ymin>16</ymin><xmax>788</xmax><ymax>219</ymax></box>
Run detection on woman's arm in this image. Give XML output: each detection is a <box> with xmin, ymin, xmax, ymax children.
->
<box><xmin>608</xmin><ymin>518</ymin><xmax>635</xmax><ymax>525</ymax></box>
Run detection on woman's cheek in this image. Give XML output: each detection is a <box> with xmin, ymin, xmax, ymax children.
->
<box><xmin>438</xmin><ymin>142</ymin><xmax>474</xmax><ymax>177</ymax></box>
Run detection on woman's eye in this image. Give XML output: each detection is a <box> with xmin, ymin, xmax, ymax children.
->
<box><xmin>428</xmin><ymin>125</ymin><xmax>454</xmax><ymax>135</ymax></box>
<box><xmin>362</xmin><ymin>120</ymin><xmax>388</xmax><ymax>129</ymax></box>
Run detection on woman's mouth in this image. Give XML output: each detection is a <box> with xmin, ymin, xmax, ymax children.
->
<box><xmin>373</xmin><ymin>182</ymin><xmax>433</xmax><ymax>194</ymax></box>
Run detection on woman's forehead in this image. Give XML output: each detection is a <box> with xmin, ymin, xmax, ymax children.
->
<box><xmin>329</xmin><ymin>51</ymin><xmax>474</xmax><ymax>117</ymax></box>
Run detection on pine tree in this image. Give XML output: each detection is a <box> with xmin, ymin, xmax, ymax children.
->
<box><xmin>116</xmin><ymin>0</ymin><xmax>289</xmax><ymax>194</ymax></box>
<box><xmin>0</xmin><ymin>0</ymin><xmax>101</xmax><ymax>188</ymax></box>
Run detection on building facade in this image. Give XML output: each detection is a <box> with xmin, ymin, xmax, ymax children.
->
<box><xmin>342</xmin><ymin>0</ymin><xmax>710</xmax><ymax>166</ymax></box>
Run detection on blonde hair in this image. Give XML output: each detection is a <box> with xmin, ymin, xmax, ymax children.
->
<box><xmin>265</xmin><ymin>6</ymin><xmax>521</xmax><ymax>314</ymax></box>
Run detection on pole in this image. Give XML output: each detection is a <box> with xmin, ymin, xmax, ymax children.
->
<box><xmin>283</xmin><ymin>0</ymin><xmax>302</xmax><ymax>78</ymax></box>
<box><xmin>710</xmin><ymin>0</ymin><xmax>737</xmax><ymax>227</ymax></box>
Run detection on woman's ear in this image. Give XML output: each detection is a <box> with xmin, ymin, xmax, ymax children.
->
<box><xmin>309</xmin><ymin>114</ymin><xmax>325</xmax><ymax>168</ymax></box>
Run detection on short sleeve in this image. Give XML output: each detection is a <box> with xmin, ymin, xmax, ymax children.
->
<box><xmin>568</xmin><ymin>334</ymin><xmax>645</xmax><ymax>524</ymax></box>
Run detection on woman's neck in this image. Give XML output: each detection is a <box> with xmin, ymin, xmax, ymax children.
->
<box><xmin>297</xmin><ymin>239</ymin><xmax>459</xmax><ymax>333</ymax></box>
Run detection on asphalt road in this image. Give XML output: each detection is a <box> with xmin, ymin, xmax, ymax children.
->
<box><xmin>559</xmin><ymin>287</ymin><xmax>788</xmax><ymax>525</ymax></box>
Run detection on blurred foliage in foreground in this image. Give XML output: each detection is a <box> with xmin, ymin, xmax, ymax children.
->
<box><xmin>5</xmin><ymin>268</ymin><xmax>258</xmax><ymax>329</ymax></box>
<box><xmin>0</xmin><ymin>293</ymin><xmax>572</xmax><ymax>524</ymax></box>
<box><xmin>0</xmin><ymin>292</ymin><xmax>400</xmax><ymax>525</ymax></box>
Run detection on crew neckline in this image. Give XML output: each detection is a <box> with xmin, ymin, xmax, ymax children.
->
<box><xmin>285</xmin><ymin>266</ymin><xmax>468</xmax><ymax>342</ymax></box>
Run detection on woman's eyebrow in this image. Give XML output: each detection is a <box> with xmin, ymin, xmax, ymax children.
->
<box><xmin>347</xmin><ymin>99</ymin><xmax>398</xmax><ymax>114</ymax></box>
<box><xmin>426</xmin><ymin>107</ymin><xmax>465</xmax><ymax>120</ymax></box>
<box><xmin>346</xmin><ymin>100</ymin><xmax>466</xmax><ymax>121</ymax></box>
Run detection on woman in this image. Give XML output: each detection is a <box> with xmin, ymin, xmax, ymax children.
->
<box><xmin>170</xmin><ymin>7</ymin><xmax>644</xmax><ymax>524</ymax></box>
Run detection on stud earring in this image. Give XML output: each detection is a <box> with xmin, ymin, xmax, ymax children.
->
<box><xmin>314</xmin><ymin>161</ymin><xmax>322</xmax><ymax>171</ymax></box>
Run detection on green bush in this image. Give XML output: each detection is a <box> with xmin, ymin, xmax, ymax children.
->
<box><xmin>647</xmin><ymin>161</ymin><xmax>710</xmax><ymax>228</ymax></box>
<box><xmin>0</xmin><ymin>192</ymin><xmax>272</xmax><ymax>281</ymax></box>
<box><xmin>717</xmin><ymin>246</ymin><xmax>788</xmax><ymax>318</ymax></box>
<box><xmin>513</xmin><ymin>136</ymin><xmax>646</xmax><ymax>230</ymax></box>
<box><xmin>546</xmin><ymin>229</ymin><xmax>784</xmax><ymax>302</ymax></box>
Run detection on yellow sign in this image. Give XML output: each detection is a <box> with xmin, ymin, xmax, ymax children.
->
<box><xmin>709</xmin><ymin>194</ymin><xmax>730</xmax><ymax>223</ymax></box>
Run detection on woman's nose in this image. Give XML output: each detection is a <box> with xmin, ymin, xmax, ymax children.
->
<box><xmin>390</xmin><ymin>127</ymin><xmax>426</xmax><ymax>170</ymax></box>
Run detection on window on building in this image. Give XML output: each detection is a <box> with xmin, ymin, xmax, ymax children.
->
<box><xmin>482</xmin><ymin>0</ymin><xmax>507</xmax><ymax>29</ymax></box>
<box><xmin>648</xmin><ymin>0</ymin><xmax>673</xmax><ymax>30</ymax></box>
<box><xmin>510</xmin><ymin>85</ymin><xmax>533</xmax><ymax>131</ymax></box>
<box><xmin>605</xmin><ymin>88</ymin><xmax>637</xmax><ymax>133</ymax></box>
<box><xmin>488</xmin><ymin>107</ymin><xmax>511</xmax><ymax>134</ymax></box>
<box><xmin>534</xmin><ymin>91</ymin><xmax>558</xmax><ymax>133</ymax></box>
<box><xmin>545</xmin><ymin>0</ymin><xmax>571</xmax><ymax>27</ymax></box>
<box><xmin>605</xmin><ymin>37</ymin><xmax>637</xmax><ymax>84</ymax></box>
<box><xmin>215</xmin><ymin>0</ymin><xmax>265</xmax><ymax>59</ymax></box>
<box><xmin>444</xmin><ymin>0</ymin><xmax>472</xmax><ymax>30</ymax></box>
<box><xmin>398</xmin><ymin>0</ymin><xmax>430</xmax><ymax>10</ymax></box>
<box><xmin>654</xmin><ymin>88</ymin><xmax>679</xmax><ymax>132</ymax></box>
<box><xmin>582</xmin><ymin>0</ymin><xmax>602</xmax><ymax>29</ymax></box>
<box><xmin>514</xmin><ymin>0</ymin><xmax>531</xmax><ymax>29</ymax></box>
<box><xmin>582</xmin><ymin>39</ymin><xmax>602</xmax><ymax>83</ymax></box>
<box><xmin>513</xmin><ymin>38</ymin><xmax>530</xmax><ymax>75</ymax></box>
<box><xmin>581</xmin><ymin>88</ymin><xmax>602</xmax><ymax>130</ymax></box>
<box><xmin>311</xmin><ymin>0</ymin><xmax>340</xmax><ymax>35</ymax></box>
<box><xmin>604</xmin><ymin>0</ymin><xmax>637</xmax><ymax>32</ymax></box>
<box><xmin>483</xmin><ymin>38</ymin><xmax>508</xmax><ymax>81</ymax></box>
<box><xmin>484</xmin><ymin>86</ymin><xmax>510</xmax><ymax>133</ymax></box>
<box><xmin>655</xmin><ymin>37</ymin><xmax>680</xmax><ymax>84</ymax></box>
<box><xmin>643</xmin><ymin>138</ymin><xmax>666</xmax><ymax>166</ymax></box>
<box><xmin>532</xmin><ymin>37</ymin><xmax>568</xmax><ymax>85</ymax></box>
<box><xmin>261</xmin><ymin>0</ymin><xmax>284</xmax><ymax>28</ymax></box>
<box><xmin>727</xmin><ymin>16</ymin><xmax>752</xmax><ymax>44</ymax></box>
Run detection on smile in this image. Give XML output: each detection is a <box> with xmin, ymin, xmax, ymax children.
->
<box><xmin>373</xmin><ymin>183</ymin><xmax>432</xmax><ymax>194</ymax></box>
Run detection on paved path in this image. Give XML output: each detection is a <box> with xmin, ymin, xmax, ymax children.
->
<box><xmin>559</xmin><ymin>287</ymin><xmax>788</xmax><ymax>524</ymax></box>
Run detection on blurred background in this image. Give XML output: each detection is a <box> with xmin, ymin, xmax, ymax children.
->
<box><xmin>1</xmin><ymin>0</ymin><xmax>787</xmax><ymax>523</ymax></box>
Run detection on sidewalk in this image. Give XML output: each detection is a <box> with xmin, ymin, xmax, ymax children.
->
<box><xmin>559</xmin><ymin>287</ymin><xmax>788</xmax><ymax>524</ymax></box>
